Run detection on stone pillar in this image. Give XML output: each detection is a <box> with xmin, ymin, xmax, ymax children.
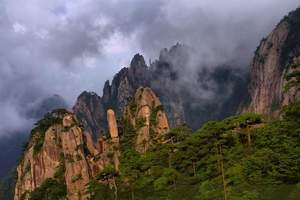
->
<box><xmin>107</xmin><ymin>109</ymin><xmax>118</xmax><ymax>139</ymax></box>
<box><xmin>106</xmin><ymin>109</ymin><xmax>120</xmax><ymax>171</ymax></box>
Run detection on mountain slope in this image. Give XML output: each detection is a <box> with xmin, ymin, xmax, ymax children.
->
<box><xmin>15</xmin><ymin>91</ymin><xmax>300</xmax><ymax>200</ymax></box>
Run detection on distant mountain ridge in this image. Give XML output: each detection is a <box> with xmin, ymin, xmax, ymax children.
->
<box><xmin>74</xmin><ymin>44</ymin><xmax>248</xmax><ymax>139</ymax></box>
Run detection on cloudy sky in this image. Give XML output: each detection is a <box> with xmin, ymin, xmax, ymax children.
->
<box><xmin>0</xmin><ymin>0</ymin><xmax>299</xmax><ymax>136</ymax></box>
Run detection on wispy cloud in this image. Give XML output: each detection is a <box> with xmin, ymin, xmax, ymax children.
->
<box><xmin>0</xmin><ymin>0</ymin><xmax>298</xmax><ymax>136</ymax></box>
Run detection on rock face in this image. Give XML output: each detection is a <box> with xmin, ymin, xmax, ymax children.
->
<box><xmin>124</xmin><ymin>87</ymin><xmax>169</xmax><ymax>153</ymax></box>
<box><xmin>107</xmin><ymin>109</ymin><xmax>119</xmax><ymax>139</ymax></box>
<box><xmin>14</xmin><ymin>88</ymin><xmax>168</xmax><ymax>199</ymax></box>
<box><xmin>246</xmin><ymin>8</ymin><xmax>300</xmax><ymax>116</ymax></box>
<box><xmin>74</xmin><ymin>46</ymin><xmax>247</xmax><ymax>140</ymax></box>
<box><xmin>14</xmin><ymin>110</ymin><xmax>119</xmax><ymax>200</ymax></box>
<box><xmin>106</xmin><ymin>109</ymin><xmax>120</xmax><ymax>171</ymax></box>
<box><xmin>102</xmin><ymin>54</ymin><xmax>151</xmax><ymax>115</ymax></box>
<box><xmin>73</xmin><ymin>54</ymin><xmax>150</xmax><ymax>140</ymax></box>
<box><xmin>73</xmin><ymin>91</ymin><xmax>107</xmax><ymax>140</ymax></box>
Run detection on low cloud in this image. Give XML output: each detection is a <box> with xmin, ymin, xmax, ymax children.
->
<box><xmin>0</xmin><ymin>0</ymin><xmax>299</xmax><ymax>136</ymax></box>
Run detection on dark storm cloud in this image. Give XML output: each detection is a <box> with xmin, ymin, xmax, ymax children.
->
<box><xmin>0</xmin><ymin>0</ymin><xmax>299</xmax><ymax>136</ymax></box>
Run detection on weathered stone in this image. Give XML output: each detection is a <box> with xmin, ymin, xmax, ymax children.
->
<box><xmin>14</xmin><ymin>126</ymin><xmax>62</xmax><ymax>200</ymax></box>
<box><xmin>73</xmin><ymin>91</ymin><xmax>107</xmax><ymax>140</ymax></box>
<box><xmin>63</xmin><ymin>114</ymin><xmax>75</xmax><ymax>128</ymax></box>
<box><xmin>124</xmin><ymin>87</ymin><xmax>169</xmax><ymax>153</ymax></box>
<box><xmin>246</xmin><ymin>9</ymin><xmax>300</xmax><ymax>116</ymax></box>
<box><xmin>14</xmin><ymin>113</ymin><xmax>118</xmax><ymax>200</ymax></box>
<box><xmin>107</xmin><ymin>109</ymin><xmax>119</xmax><ymax>139</ymax></box>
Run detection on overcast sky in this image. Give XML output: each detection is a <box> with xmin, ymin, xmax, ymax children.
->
<box><xmin>0</xmin><ymin>0</ymin><xmax>299</xmax><ymax>136</ymax></box>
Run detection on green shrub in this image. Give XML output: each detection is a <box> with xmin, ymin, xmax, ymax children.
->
<box><xmin>29</xmin><ymin>109</ymin><xmax>69</xmax><ymax>157</ymax></box>
<box><xmin>28</xmin><ymin>178</ymin><xmax>67</xmax><ymax>200</ymax></box>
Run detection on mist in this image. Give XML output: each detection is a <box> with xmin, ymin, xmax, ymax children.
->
<box><xmin>0</xmin><ymin>0</ymin><xmax>299</xmax><ymax>136</ymax></box>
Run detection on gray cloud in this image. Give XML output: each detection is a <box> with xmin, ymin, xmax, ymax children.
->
<box><xmin>0</xmin><ymin>0</ymin><xmax>299</xmax><ymax>136</ymax></box>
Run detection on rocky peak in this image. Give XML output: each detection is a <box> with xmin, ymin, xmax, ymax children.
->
<box><xmin>102</xmin><ymin>80</ymin><xmax>111</xmax><ymax>106</ymax></box>
<box><xmin>130</xmin><ymin>53</ymin><xmax>146</xmax><ymax>69</ymax></box>
<box><xmin>158</xmin><ymin>43</ymin><xmax>184</xmax><ymax>61</ymax></box>
<box><xmin>124</xmin><ymin>87</ymin><xmax>169</xmax><ymax>153</ymax></box>
<box><xmin>74</xmin><ymin>43</ymin><xmax>247</xmax><ymax>141</ymax></box>
<box><xmin>104</xmin><ymin>55</ymin><xmax>150</xmax><ymax>114</ymax></box>
<box><xmin>14</xmin><ymin>110</ymin><xmax>120</xmax><ymax>200</ymax></box>
<box><xmin>73</xmin><ymin>91</ymin><xmax>107</xmax><ymax>139</ymax></box>
<box><xmin>157</xmin><ymin>43</ymin><xmax>189</xmax><ymax>68</ymax></box>
<box><xmin>73</xmin><ymin>54</ymin><xmax>151</xmax><ymax>140</ymax></box>
<box><xmin>245</xmin><ymin>7</ymin><xmax>300</xmax><ymax>116</ymax></box>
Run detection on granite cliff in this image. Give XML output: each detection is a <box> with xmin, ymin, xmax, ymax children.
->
<box><xmin>14</xmin><ymin>88</ymin><xmax>169</xmax><ymax>200</ymax></box>
<box><xmin>14</xmin><ymin>109</ymin><xmax>120</xmax><ymax>200</ymax></box>
<box><xmin>246</xmin><ymin>8</ymin><xmax>300</xmax><ymax>116</ymax></box>
<box><xmin>123</xmin><ymin>87</ymin><xmax>169</xmax><ymax>153</ymax></box>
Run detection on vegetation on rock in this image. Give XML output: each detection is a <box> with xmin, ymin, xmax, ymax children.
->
<box><xmin>24</xmin><ymin>109</ymin><xmax>69</xmax><ymax>157</ymax></box>
<box><xmin>86</xmin><ymin>103</ymin><xmax>300</xmax><ymax>199</ymax></box>
<box><xmin>285</xmin><ymin>59</ymin><xmax>300</xmax><ymax>91</ymax></box>
<box><xmin>28</xmin><ymin>178</ymin><xmax>67</xmax><ymax>200</ymax></box>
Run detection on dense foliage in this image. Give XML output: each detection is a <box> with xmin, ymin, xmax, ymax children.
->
<box><xmin>28</xmin><ymin>178</ymin><xmax>67</xmax><ymax>200</ymax></box>
<box><xmin>88</xmin><ymin>103</ymin><xmax>300</xmax><ymax>200</ymax></box>
<box><xmin>25</xmin><ymin>156</ymin><xmax>67</xmax><ymax>200</ymax></box>
<box><xmin>285</xmin><ymin>59</ymin><xmax>300</xmax><ymax>91</ymax></box>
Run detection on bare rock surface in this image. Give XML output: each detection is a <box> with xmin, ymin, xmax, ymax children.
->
<box><xmin>246</xmin><ymin>8</ymin><xmax>300</xmax><ymax>116</ymax></box>
<box><xmin>124</xmin><ymin>87</ymin><xmax>170</xmax><ymax>153</ymax></box>
<box><xmin>14</xmin><ymin>113</ymin><xmax>119</xmax><ymax>200</ymax></box>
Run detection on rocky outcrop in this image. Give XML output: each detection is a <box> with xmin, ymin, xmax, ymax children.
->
<box><xmin>73</xmin><ymin>55</ymin><xmax>150</xmax><ymax>141</ymax></box>
<box><xmin>246</xmin><ymin>8</ymin><xmax>300</xmax><ymax>116</ymax></box>
<box><xmin>14</xmin><ymin>110</ymin><xmax>120</xmax><ymax>200</ymax></box>
<box><xmin>102</xmin><ymin>54</ymin><xmax>150</xmax><ymax>113</ymax></box>
<box><xmin>14</xmin><ymin>87</ymin><xmax>169</xmax><ymax>199</ymax></box>
<box><xmin>74</xmin><ymin>45</ymin><xmax>247</xmax><ymax>139</ymax></box>
<box><xmin>124</xmin><ymin>87</ymin><xmax>169</xmax><ymax>153</ymax></box>
<box><xmin>106</xmin><ymin>109</ymin><xmax>120</xmax><ymax>171</ymax></box>
<box><xmin>73</xmin><ymin>91</ymin><xmax>107</xmax><ymax>140</ymax></box>
<box><xmin>107</xmin><ymin>109</ymin><xmax>119</xmax><ymax>139</ymax></box>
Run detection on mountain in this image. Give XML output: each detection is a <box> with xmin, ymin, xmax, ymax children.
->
<box><xmin>14</xmin><ymin>87</ymin><xmax>171</xmax><ymax>200</ymax></box>
<box><xmin>73</xmin><ymin>54</ymin><xmax>151</xmax><ymax>139</ymax></box>
<box><xmin>245</xmin><ymin>8</ymin><xmax>300</xmax><ymax>116</ymax></box>
<box><xmin>12</xmin><ymin>7</ymin><xmax>300</xmax><ymax>200</ymax></box>
<box><xmin>14</xmin><ymin>88</ymin><xmax>300</xmax><ymax>200</ymax></box>
<box><xmin>74</xmin><ymin>44</ymin><xmax>248</xmax><ymax>140</ymax></box>
<box><xmin>149</xmin><ymin>44</ymin><xmax>248</xmax><ymax>129</ymax></box>
<box><xmin>73</xmin><ymin>92</ymin><xmax>107</xmax><ymax>140</ymax></box>
<box><xmin>122</xmin><ymin>87</ymin><xmax>170</xmax><ymax>153</ymax></box>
